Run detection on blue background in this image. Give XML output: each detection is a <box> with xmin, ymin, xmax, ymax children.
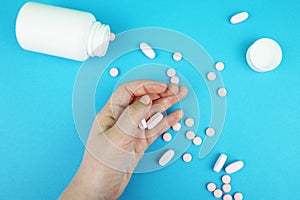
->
<box><xmin>1</xmin><ymin>0</ymin><xmax>299</xmax><ymax>199</ymax></box>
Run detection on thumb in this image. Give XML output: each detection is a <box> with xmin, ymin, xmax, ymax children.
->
<box><xmin>113</xmin><ymin>95</ymin><xmax>152</xmax><ymax>137</ymax></box>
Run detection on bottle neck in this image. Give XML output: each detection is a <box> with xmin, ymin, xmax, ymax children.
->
<box><xmin>87</xmin><ymin>22</ymin><xmax>110</xmax><ymax>57</ymax></box>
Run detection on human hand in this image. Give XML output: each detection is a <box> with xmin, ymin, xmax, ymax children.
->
<box><xmin>60</xmin><ymin>80</ymin><xmax>188</xmax><ymax>200</ymax></box>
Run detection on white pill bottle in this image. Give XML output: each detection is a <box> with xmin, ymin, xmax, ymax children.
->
<box><xmin>16</xmin><ymin>2</ymin><xmax>110</xmax><ymax>61</ymax></box>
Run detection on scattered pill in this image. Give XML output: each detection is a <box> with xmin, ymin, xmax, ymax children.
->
<box><xmin>217</xmin><ymin>88</ymin><xmax>227</xmax><ymax>97</ymax></box>
<box><xmin>213</xmin><ymin>189</ymin><xmax>223</xmax><ymax>198</ymax></box>
<box><xmin>182</xmin><ymin>153</ymin><xmax>192</xmax><ymax>163</ymax></box>
<box><xmin>207</xmin><ymin>182</ymin><xmax>217</xmax><ymax>192</ymax></box>
<box><xmin>170</xmin><ymin>76</ymin><xmax>180</xmax><ymax>84</ymax></box>
<box><xmin>192</xmin><ymin>136</ymin><xmax>202</xmax><ymax>146</ymax></box>
<box><xmin>184</xmin><ymin>117</ymin><xmax>194</xmax><ymax>127</ymax></box>
<box><xmin>207</xmin><ymin>72</ymin><xmax>217</xmax><ymax>81</ymax></box>
<box><xmin>140</xmin><ymin>42</ymin><xmax>156</xmax><ymax>59</ymax></box>
<box><xmin>222</xmin><ymin>184</ymin><xmax>232</xmax><ymax>193</ymax></box>
<box><xmin>166</xmin><ymin>68</ymin><xmax>176</xmax><ymax>77</ymax></box>
<box><xmin>147</xmin><ymin>112</ymin><xmax>164</xmax><ymax>130</ymax></box>
<box><xmin>215</xmin><ymin>62</ymin><xmax>225</xmax><ymax>71</ymax></box>
<box><xmin>233</xmin><ymin>192</ymin><xmax>243</xmax><ymax>200</ymax></box>
<box><xmin>162</xmin><ymin>132</ymin><xmax>172</xmax><ymax>142</ymax></box>
<box><xmin>158</xmin><ymin>149</ymin><xmax>175</xmax><ymax>166</ymax></box>
<box><xmin>172</xmin><ymin>122</ymin><xmax>181</xmax><ymax>131</ymax></box>
<box><xmin>221</xmin><ymin>175</ymin><xmax>231</xmax><ymax>184</ymax></box>
<box><xmin>185</xmin><ymin>130</ymin><xmax>195</xmax><ymax>140</ymax></box>
<box><xmin>223</xmin><ymin>194</ymin><xmax>233</xmax><ymax>200</ymax></box>
<box><xmin>109</xmin><ymin>67</ymin><xmax>119</xmax><ymax>77</ymax></box>
<box><xmin>138</xmin><ymin>118</ymin><xmax>147</xmax><ymax>129</ymax></box>
<box><xmin>225</xmin><ymin>161</ymin><xmax>244</xmax><ymax>174</ymax></box>
<box><xmin>110</xmin><ymin>32</ymin><xmax>115</xmax><ymax>41</ymax></box>
<box><xmin>173</xmin><ymin>52</ymin><xmax>182</xmax><ymax>61</ymax></box>
<box><xmin>213</xmin><ymin>153</ymin><xmax>228</xmax><ymax>173</ymax></box>
<box><xmin>206</xmin><ymin>127</ymin><xmax>216</xmax><ymax>137</ymax></box>
<box><xmin>230</xmin><ymin>12</ymin><xmax>249</xmax><ymax>24</ymax></box>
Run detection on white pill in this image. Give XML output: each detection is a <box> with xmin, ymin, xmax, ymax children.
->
<box><xmin>185</xmin><ymin>130</ymin><xmax>195</xmax><ymax>140</ymax></box>
<box><xmin>184</xmin><ymin>118</ymin><xmax>194</xmax><ymax>127</ymax></box>
<box><xmin>233</xmin><ymin>192</ymin><xmax>243</xmax><ymax>200</ymax></box>
<box><xmin>182</xmin><ymin>153</ymin><xmax>192</xmax><ymax>163</ymax></box>
<box><xmin>213</xmin><ymin>153</ymin><xmax>228</xmax><ymax>173</ymax></box>
<box><xmin>218</xmin><ymin>88</ymin><xmax>227</xmax><ymax>97</ymax></box>
<box><xmin>109</xmin><ymin>67</ymin><xmax>119</xmax><ymax>77</ymax></box>
<box><xmin>138</xmin><ymin>118</ymin><xmax>147</xmax><ymax>129</ymax></box>
<box><xmin>173</xmin><ymin>52</ymin><xmax>182</xmax><ymax>61</ymax></box>
<box><xmin>222</xmin><ymin>184</ymin><xmax>232</xmax><ymax>193</ymax></box>
<box><xmin>213</xmin><ymin>189</ymin><xmax>223</xmax><ymax>198</ymax></box>
<box><xmin>158</xmin><ymin>149</ymin><xmax>175</xmax><ymax>166</ymax></box>
<box><xmin>147</xmin><ymin>112</ymin><xmax>164</xmax><ymax>130</ymax></box>
<box><xmin>192</xmin><ymin>136</ymin><xmax>202</xmax><ymax>146</ymax></box>
<box><xmin>207</xmin><ymin>72</ymin><xmax>216</xmax><ymax>81</ymax></box>
<box><xmin>225</xmin><ymin>161</ymin><xmax>244</xmax><ymax>174</ymax></box>
<box><xmin>207</xmin><ymin>182</ymin><xmax>217</xmax><ymax>192</ymax></box>
<box><xmin>172</xmin><ymin>122</ymin><xmax>181</xmax><ymax>131</ymax></box>
<box><xmin>221</xmin><ymin>175</ymin><xmax>231</xmax><ymax>184</ymax></box>
<box><xmin>167</xmin><ymin>68</ymin><xmax>176</xmax><ymax>77</ymax></box>
<box><xmin>110</xmin><ymin>32</ymin><xmax>115</xmax><ymax>41</ymax></box>
<box><xmin>246</xmin><ymin>38</ymin><xmax>282</xmax><ymax>72</ymax></box>
<box><xmin>215</xmin><ymin>62</ymin><xmax>225</xmax><ymax>71</ymax></box>
<box><xmin>140</xmin><ymin>42</ymin><xmax>156</xmax><ymax>59</ymax></box>
<box><xmin>162</xmin><ymin>132</ymin><xmax>172</xmax><ymax>142</ymax></box>
<box><xmin>223</xmin><ymin>194</ymin><xmax>233</xmax><ymax>200</ymax></box>
<box><xmin>170</xmin><ymin>76</ymin><xmax>180</xmax><ymax>84</ymax></box>
<box><xmin>206</xmin><ymin>127</ymin><xmax>216</xmax><ymax>137</ymax></box>
<box><xmin>230</xmin><ymin>12</ymin><xmax>249</xmax><ymax>24</ymax></box>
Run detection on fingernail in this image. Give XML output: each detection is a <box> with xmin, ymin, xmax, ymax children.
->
<box><xmin>139</xmin><ymin>95</ymin><xmax>151</xmax><ymax>105</ymax></box>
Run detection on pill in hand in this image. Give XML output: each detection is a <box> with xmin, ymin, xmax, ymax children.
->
<box><xmin>147</xmin><ymin>112</ymin><xmax>164</xmax><ymax>130</ymax></box>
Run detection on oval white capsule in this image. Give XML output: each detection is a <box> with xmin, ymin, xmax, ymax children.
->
<box><xmin>147</xmin><ymin>112</ymin><xmax>163</xmax><ymax>129</ymax></box>
<box><xmin>158</xmin><ymin>149</ymin><xmax>175</xmax><ymax>166</ymax></box>
<box><xmin>230</xmin><ymin>12</ymin><xmax>249</xmax><ymax>24</ymax></box>
<box><xmin>140</xmin><ymin>42</ymin><xmax>156</xmax><ymax>59</ymax></box>
<box><xmin>225</xmin><ymin>161</ymin><xmax>244</xmax><ymax>174</ymax></box>
<box><xmin>213</xmin><ymin>153</ymin><xmax>228</xmax><ymax>172</ymax></box>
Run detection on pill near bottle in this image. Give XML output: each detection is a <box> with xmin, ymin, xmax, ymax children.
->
<box><xmin>16</xmin><ymin>2</ymin><xmax>111</xmax><ymax>61</ymax></box>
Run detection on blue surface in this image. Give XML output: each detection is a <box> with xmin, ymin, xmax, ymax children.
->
<box><xmin>0</xmin><ymin>0</ymin><xmax>299</xmax><ymax>199</ymax></box>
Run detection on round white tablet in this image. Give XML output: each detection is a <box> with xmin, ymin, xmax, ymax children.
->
<box><xmin>223</xmin><ymin>194</ymin><xmax>233</xmax><ymax>200</ymax></box>
<box><xmin>185</xmin><ymin>130</ymin><xmax>195</xmax><ymax>140</ymax></box>
<box><xmin>172</xmin><ymin>122</ymin><xmax>181</xmax><ymax>131</ymax></box>
<box><xmin>222</xmin><ymin>184</ymin><xmax>232</xmax><ymax>193</ymax></box>
<box><xmin>207</xmin><ymin>72</ymin><xmax>216</xmax><ymax>81</ymax></box>
<box><xmin>167</xmin><ymin>68</ymin><xmax>176</xmax><ymax>77</ymax></box>
<box><xmin>206</xmin><ymin>127</ymin><xmax>215</xmax><ymax>137</ymax></box>
<box><xmin>213</xmin><ymin>189</ymin><xmax>223</xmax><ymax>198</ymax></box>
<box><xmin>222</xmin><ymin>175</ymin><xmax>231</xmax><ymax>184</ymax></box>
<box><xmin>109</xmin><ymin>67</ymin><xmax>119</xmax><ymax>77</ymax></box>
<box><xmin>184</xmin><ymin>117</ymin><xmax>194</xmax><ymax>127</ymax></box>
<box><xmin>173</xmin><ymin>52</ymin><xmax>182</xmax><ymax>61</ymax></box>
<box><xmin>218</xmin><ymin>88</ymin><xmax>227</xmax><ymax>97</ymax></box>
<box><xmin>246</xmin><ymin>38</ymin><xmax>282</xmax><ymax>72</ymax></box>
<box><xmin>207</xmin><ymin>182</ymin><xmax>217</xmax><ymax>192</ymax></box>
<box><xmin>215</xmin><ymin>62</ymin><xmax>225</xmax><ymax>71</ymax></box>
<box><xmin>170</xmin><ymin>76</ymin><xmax>180</xmax><ymax>84</ymax></box>
<box><xmin>162</xmin><ymin>132</ymin><xmax>172</xmax><ymax>142</ymax></box>
<box><xmin>182</xmin><ymin>153</ymin><xmax>192</xmax><ymax>163</ymax></box>
<box><xmin>192</xmin><ymin>136</ymin><xmax>202</xmax><ymax>146</ymax></box>
<box><xmin>233</xmin><ymin>192</ymin><xmax>243</xmax><ymax>200</ymax></box>
<box><xmin>110</xmin><ymin>32</ymin><xmax>115</xmax><ymax>41</ymax></box>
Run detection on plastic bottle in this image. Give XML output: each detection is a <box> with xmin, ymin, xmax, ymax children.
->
<box><xmin>15</xmin><ymin>2</ymin><xmax>110</xmax><ymax>61</ymax></box>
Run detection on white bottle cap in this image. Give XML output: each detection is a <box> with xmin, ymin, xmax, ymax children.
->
<box><xmin>246</xmin><ymin>38</ymin><xmax>282</xmax><ymax>72</ymax></box>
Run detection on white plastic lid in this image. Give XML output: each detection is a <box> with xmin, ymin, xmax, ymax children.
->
<box><xmin>246</xmin><ymin>38</ymin><xmax>282</xmax><ymax>72</ymax></box>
